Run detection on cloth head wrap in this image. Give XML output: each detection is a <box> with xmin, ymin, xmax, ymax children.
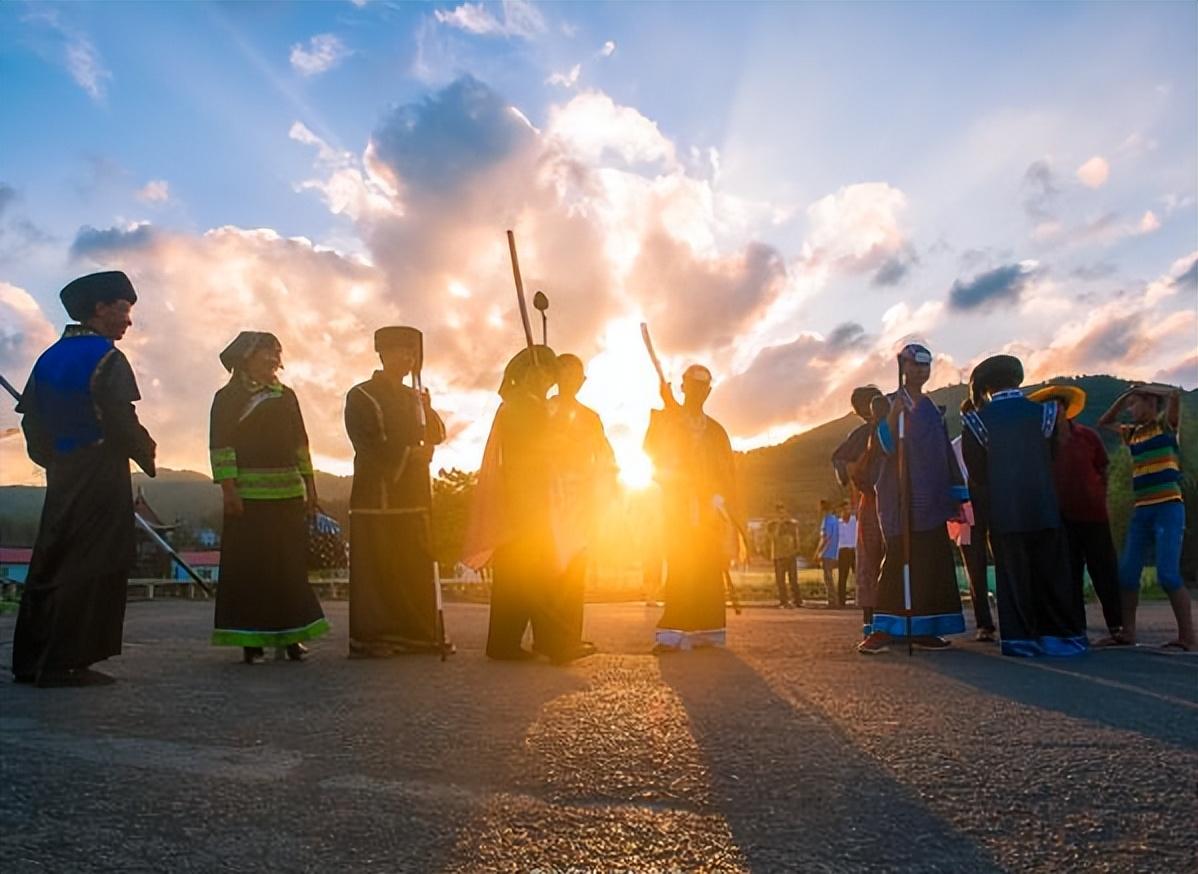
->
<box><xmin>60</xmin><ymin>271</ymin><xmax>138</xmax><ymax>321</ymax></box>
<box><xmin>498</xmin><ymin>345</ymin><xmax>558</xmax><ymax>398</ymax></box>
<box><xmin>220</xmin><ymin>331</ymin><xmax>281</xmax><ymax>373</ymax></box>
<box><xmin>682</xmin><ymin>364</ymin><xmax>713</xmax><ymax>384</ymax></box>
<box><xmin>898</xmin><ymin>343</ymin><xmax>933</xmax><ymax>365</ymax></box>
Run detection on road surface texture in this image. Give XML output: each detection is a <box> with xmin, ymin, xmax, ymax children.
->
<box><xmin>2</xmin><ymin>600</ymin><xmax>1195</xmax><ymax>873</ymax></box>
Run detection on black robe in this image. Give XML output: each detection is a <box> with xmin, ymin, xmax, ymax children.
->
<box><xmin>344</xmin><ymin>372</ymin><xmax>446</xmax><ymax>650</ymax></box>
<box><xmin>12</xmin><ymin>326</ymin><xmax>156</xmax><ymax>681</ymax></box>
<box><xmin>643</xmin><ymin>406</ymin><xmax>738</xmax><ymax>649</ymax></box>
<box><xmin>209</xmin><ymin>375</ymin><xmax>328</xmax><ymax>648</ymax></box>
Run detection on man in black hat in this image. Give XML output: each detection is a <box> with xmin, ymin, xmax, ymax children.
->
<box><xmin>961</xmin><ymin>355</ymin><xmax>1086</xmax><ymax>657</ymax></box>
<box><xmin>12</xmin><ymin>271</ymin><xmax>157</xmax><ymax>686</ymax></box>
<box><xmin>345</xmin><ymin>326</ymin><xmax>448</xmax><ymax>657</ymax></box>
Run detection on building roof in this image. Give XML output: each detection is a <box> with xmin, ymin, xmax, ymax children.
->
<box><xmin>178</xmin><ymin>550</ymin><xmax>221</xmax><ymax>566</ymax></box>
<box><xmin>0</xmin><ymin>547</ymin><xmax>33</xmax><ymax>564</ymax></box>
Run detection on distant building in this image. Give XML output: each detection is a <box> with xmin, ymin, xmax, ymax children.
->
<box><xmin>0</xmin><ymin>547</ymin><xmax>32</xmax><ymax>583</ymax></box>
<box><xmin>132</xmin><ymin>488</ymin><xmax>175</xmax><ymax>578</ymax></box>
<box><xmin>175</xmin><ymin>550</ymin><xmax>220</xmax><ymax>583</ymax></box>
<box><xmin>195</xmin><ymin>528</ymin><xmax>219</xmax><ymax>548</ymax></box>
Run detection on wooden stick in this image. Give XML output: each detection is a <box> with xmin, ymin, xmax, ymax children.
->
<box><xmin>506</xmin><ymin>230</ymin><xmax>535</xmax><ymax>349</ymax></box>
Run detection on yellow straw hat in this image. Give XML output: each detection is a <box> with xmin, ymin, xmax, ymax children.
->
<box><xmin>1027</xmin><ymin>384</ymin><xmax>1086</xmax><ymax>419</ymax></box>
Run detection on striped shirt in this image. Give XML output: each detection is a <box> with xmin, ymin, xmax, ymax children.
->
<box><xmin>1125</xmin><ymin>419</ymin><xmax>1183</xmax><ymax>507</ymax></box>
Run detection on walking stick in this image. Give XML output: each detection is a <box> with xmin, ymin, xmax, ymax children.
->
<box><xmin>1</xmin><ymin>372</ymin><xmax>213</xmax><ymax>596</ymax></box>
<box><xmin>506</xmin><ymin>230</ymin><xmax>536</xmax><ymax>351</ymax></box>
<box><xmin>896</xmin><ymin>361</ymin><xmax>914</xmax><ymax>657</ymax></box>
<box><xmin>412</xmin><ymin>344</ymin><xmax>450</xmax><ymax>661</ymax></box>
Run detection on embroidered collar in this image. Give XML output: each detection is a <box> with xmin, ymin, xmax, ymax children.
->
<box><xmin>63</xmin><ymin>324</ymin><xmax>104</xmax><ymax>339</ymax></box>
<box><xmin>237</xmin><ymin>370</ymin><xmax>283</xmax><ymax>395</ymax></box>
<box><xmin>991</xmin><ymin>389</ymin><xmax>1024</xmax><ymax>402</ymax></box>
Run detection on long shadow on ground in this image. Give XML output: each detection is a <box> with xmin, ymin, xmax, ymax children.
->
<box><xmin>914</xmin><ymin>647</ymin><xmax>1198</xmax><ymax>749</ymax></box>
<box><xmin>659</xmin><ymin>648</ymin><xmax>1003</xmax><ymax>874</ymax></box>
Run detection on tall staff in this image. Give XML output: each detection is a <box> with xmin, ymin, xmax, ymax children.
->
<box><xmin>895</xmin><ymin>357</ymin><xmax>914</xmax><ymax>656</ymax></box>
<box><xmin>410</xmin><ymin>336</ymin><xmax>451</xmax><ymax>661</ymax></box>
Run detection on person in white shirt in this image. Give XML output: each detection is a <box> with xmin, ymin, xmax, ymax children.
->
<box><xmin>836</xmin><ymin>504</ymin><xmax>857</xmax><ymax>607</ymax></box>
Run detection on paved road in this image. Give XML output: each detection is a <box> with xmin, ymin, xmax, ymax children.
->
<box><xmin>1</xmin><ymin>600</ymin><xmax>1195</xmax><ymax>873</ymax></box>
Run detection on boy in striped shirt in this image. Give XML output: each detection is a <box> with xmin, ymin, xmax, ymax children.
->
<box><xmin>1099</xmin><ymin>383</ymin><xmax>1193</xmax><ymax>651</ymax></box>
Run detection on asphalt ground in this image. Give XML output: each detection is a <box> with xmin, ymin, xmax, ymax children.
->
<box><xmin>1</xmin><ymin>599</ymin><xmax>1195</xmax><ymax>873</ymax></box>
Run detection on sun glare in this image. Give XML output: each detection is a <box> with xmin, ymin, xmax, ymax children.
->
<box><xmin>616</xmin><ymin>445</ymin><xmax>655</xmax><ymax>490</ymax></box>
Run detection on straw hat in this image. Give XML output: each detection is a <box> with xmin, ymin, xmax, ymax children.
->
<box><xmin>1027</xmin><ymin>384</ymin><xmax>1086</xmax><ymax>419</ymax></box>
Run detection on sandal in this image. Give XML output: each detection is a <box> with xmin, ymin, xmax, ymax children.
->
<box><xmin>1160</xmin><ymin>640</ymin><xmax>1194</xmax><ymax>652</ymax></box>
<box><xmin>1093</xmin><ymin>634</ymin><xmax>1132</xmax><ymax>648</ymax></box>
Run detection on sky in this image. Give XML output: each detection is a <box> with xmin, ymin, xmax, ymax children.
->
<box><xmin>1</xmin><ymin>0</ymin><xmax>1195</xmax><ymax>486</ymax></box>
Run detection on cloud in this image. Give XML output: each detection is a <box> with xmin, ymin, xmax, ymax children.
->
<box><xmin>1022</xmin><ymin>159</ymin><xmax>1059</xmax><ymax>220</ymax></box>
<box><xmin>136</xmin><ymin>180</ymin><xmax>170</xmax><ymax>204</ymax></box>
<box><xmin>1013</xmin><ymin>254</ymin><xmax>1198</xmax><ymax>388</ymax></box>
<box><xmin>1138</xmin><ymin>210</ymin><xmax>1161</xmax><ymax>234</ymax></box>
<box><xmin>369</xmin><ymin>76</ymin><xmax>538</xmax><ymax>199</ymax></box>
<box><xmin>433</xmin><ymin>0</ymin><xmax>546</xmax><ymax>40</ymax></box>
<box><xmin>23</xmin><ymin>9</ymin><xmax>112</xmax><ymax>101</ymax></box>
<box><xmin>70</xmin><ymin>223</ymin><xmax>157</xmax><ymax>259</ymax></box>
<box><xmin>545</xmin><ymin>91</ymin><xmax>677</xmax><ymax>170</ymax></box>
<box><xmin>290</xmin><ymin>34</ymin><xmax>351</xmax><ymax>76</ymax></box>
<box><xmin>600</xmin><ymin>40</ymin><xmax>616</xmax><ymax>57</ymax></box>
<box><xmin>0</xmin><ymin>183</ymin><xmax>16</xmax><ymax>218</ymax></box>
<box><xmin>546</xmin><ymin>64</ymin><xmax>581</xmax><ymax>88</ymax></box>
<box><xmin>708</xmin><ymin>309</ymin><xmax>958</xmax><ymax>437</ymax></box>
<box><xmin>0</xmin><ymin>282</ymin><xmax>57</xmax><ymax>376</ymax></box>
<box><xmin>1076</xmin><ymin>155</ymin><xmax>1110</xmax><ymax>188</ymax></box>
<box><xmin>948</xmin><ymin>261</ymin><xmax>1039</xmax><ymax>311</ymax></box>
<box><xmin>53</xmin><ymin>76</ymin><xmax>791</xmax><ymax>477</ymax></box>
<box><xmin>799</xmin><ymin>182</ymin><xmax>915</xmax><ymax>284</ymax></box>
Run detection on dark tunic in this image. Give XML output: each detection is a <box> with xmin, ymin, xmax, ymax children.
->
<box><xmin>872</xmin><ymin>394</ymin><xmax>967</xmax><ymax>639</ymax></box>
<box><xmin>209</xmin><ymin>375</ymin><xmax>328</xmax><ymax>648</ymax></box>
<box><xmin>482</xmin><ymin>392</ymin><xmax>561</xmax><ymax>658</ymax></box>
<box><xmin>963</xmin><ymin>390</ymin><xmax>1086</xmax><ymax>656</ymax></box>
<box><xmin>12</xmin><ymin>326</ymin><xmax>156</xmax><ymax>680</ymax></box>
<box><xmin>644</xmin><ymin>406</ymin><xmax>737</xmax><ymax>648</ymax></box>
<box><xmin>345</xmin><ymin>372</ymin><xmax>446</xmax><ymax>650</ymax></box>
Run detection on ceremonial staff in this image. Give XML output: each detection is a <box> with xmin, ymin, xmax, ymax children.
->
<box><xmin>410</xmin><ymin>336</ymin><xmax>451</xmax><ymax>661</ymax></box>
<box><xmin>0</xmin><ymin>371</ymin><xmax>214</xmax><ymax>597</ymax></box>
<box><xmin>895</xmin><ymin>356</ymin><xmax>914</xmax><ymax>656</ymax></box>
<box><xmin>506</xmin><ymin>230</ymin><xmax>536</xmax><ymax>352</ymax></box>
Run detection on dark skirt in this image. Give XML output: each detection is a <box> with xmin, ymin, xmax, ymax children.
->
<box><xmin>213</xmin><ymin>498</ymin><xmax>328</xmax><ymax>647</ymax></box>
<box><xmin>993</xmin><ymin>527</ymin><xmax>1087</xmax><ymax>657</ymax></box>
<box><xmin>349</xmin><ymin>510</ymin><xmax>438</xmax><ymax>649</ymax></box>
<box><xmin>486</xmin><ymin>534</ymin><xmax>558</xmax><ymax>658</ymax></box>
<box><xmin>873</xmin><ymin>527</ymin><xmax>965</xmax><ymax>638</ymax></box>
<box><xmin>12</xmin><ymin>445</ymin><xmax>133</xmax><ymax>679</ymax></box>
<box><xmin>658</xmin><ymin>536</ymin><xmax>727</xmax><ymax>646</ymax></box>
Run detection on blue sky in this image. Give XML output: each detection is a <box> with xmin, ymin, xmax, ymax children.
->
<box><xmin>1</xmin><ymin>1</ymin><xmax>1195</xmax><ymax>481</ymax></box>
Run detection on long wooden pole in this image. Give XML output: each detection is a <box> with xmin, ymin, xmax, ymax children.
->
<box><xmin>506</xmin><ymin>230</ymin><xmax>535</xmax><ymax>349</ymax></box>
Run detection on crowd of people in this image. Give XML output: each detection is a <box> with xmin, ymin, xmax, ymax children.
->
<box><xmin>831</xmin><ymin>345</ymin><xmax>1192</xmax><ymax>657</ymax></box>
<box><xmin>7</xmin><ymin>272</ymin><xmax>1192</xmax><ymax>686</ymax></box>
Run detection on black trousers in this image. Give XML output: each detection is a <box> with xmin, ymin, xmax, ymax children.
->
<box><xmin>1064</xmin><ymin>519</ymin><xmax>1122</xmax><ymax>632</ymax></box>
<box><xmin>837</xmin><ymin>548</ymin><xmax>856</xmax><ymax>605</ymax></box>
<box><xmin>773</xmin><ymin>557</ymin><xmax>801</xmax><ymax>605</ymax></box>
<box><xmin>959</xmin><ymin>518</ymin><xmax>995</xmax><ymax>631</ymax></box>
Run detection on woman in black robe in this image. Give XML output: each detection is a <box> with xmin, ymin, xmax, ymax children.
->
<box><xmin>209</xmin><ymin>332</ymin><xmax>328</xmax><ymax>663</ymax></box>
